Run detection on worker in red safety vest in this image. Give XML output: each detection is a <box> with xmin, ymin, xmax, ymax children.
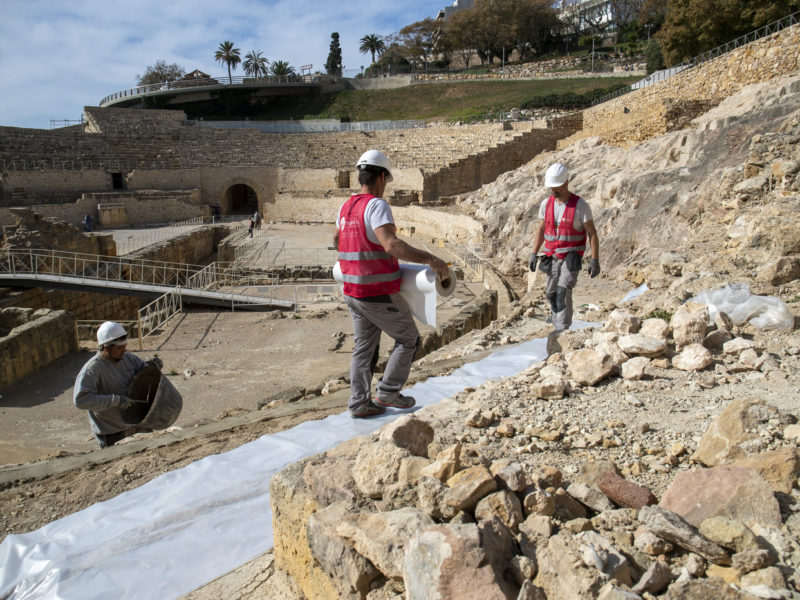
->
<box><xmin>334</xmin><ymin>150</ymin><xmax>449</xmax><ymax>418</ymax></box>
<box><xmin>529</xmin><ymin>163</ymin><xmax>600</xmax><ymax>331</ymax></box>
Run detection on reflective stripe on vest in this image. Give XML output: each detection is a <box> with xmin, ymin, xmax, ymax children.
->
<box><xmin>337</xmin><ymin>193</ymin><xmax>402</xmax><ymax>297</ymax></box>
<box><xmin>543</xmin><ymin>194</ymin><xmax>587</xmax><ymax>257</ymax></box>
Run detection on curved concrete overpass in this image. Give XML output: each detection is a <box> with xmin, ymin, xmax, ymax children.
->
<box><xmin>99</xmin><ymin>75</ymin><xmax>341</xmax><ymax>109</ymax></box>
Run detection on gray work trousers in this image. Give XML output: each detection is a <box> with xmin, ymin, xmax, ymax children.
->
<box><xmin>545</xmin><ymin>257</ymin><xmax>580</xmax><ymax>331</ymax></box>
<box><xmin>345</xmin><ymin>293</ymin><xmax>419</xmax><ymax>411</ymax></box>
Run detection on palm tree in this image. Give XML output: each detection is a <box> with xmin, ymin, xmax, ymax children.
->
<box><xmin>359</xmin><ymin>34</ymin><xmax>386</xmax><ymax>65</ymax></box>
<box><xmin>243</xmin><ymin>49</ymin><xmax>269</xmax><ymax>79</ymax></box>
<box><xmin>270</xmin><ymin>60</ymin><xmax>295</xmax><ymax>79</ymax></box>
<box><xmin>214</xmin><ymin>41</ymin><xmax>241</xmax><ymax>84</ymax></box>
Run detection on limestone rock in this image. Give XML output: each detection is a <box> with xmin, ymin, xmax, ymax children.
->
<box><xmin>704</xmin><ymin>328</ymin><xmax>733</xmax><ymax>350</ymax></box>
<box><xmin>672</xmin><ymin>343</ymin><xmax>713</xmax><ymax>371</ymax></box>
<box><xmin>604</xmin><ymin>309</ymin><xmax>641</xmax><ymax>334</ymax></box>
<box><xmin>519</xmin><ymin>514</ymin><xmax>553</xmax><ymax>550</ymax></box>
<box><xmin>665</xmin><ymin>577</ymin><xmax>754</xmax><ymax>599</ymax></box>
<box><xmin>478</xmin><ymin>516</ymin><xmax>520</xmax><ymax>596</ymax></box>
<box><xmin>740</xmin><ymin>566</ymin><xmax>786</xmax><ymax>591</ymax></box>
<box><xmin>523</xmin><ymin>489</ymin><xmax>556</xmax><ymax>517</ymax></box>
<box><xmin>731</xmin><ymin>549</ymin><xmax>774</xmax><ymax>573</ymax></box>
<box><xmin>420</xmin><ymin>443</ymin><xmax>461</xmax><ymax>482</ymax></box>
<box><xmin>490</xmin><ymin>460</ymin><xmax>527</xmax><ymax>492</ymax></box>
<box><xmin>691</xmin><ymin>398</ymin><xmax>785</xmax><ymax>466</ymax></box>
<box><xmin>597</xmin><ymin>583</ymin><xmax>642</xmax><ymax>600</ymax></box>
<box><xmin>723</xmin><ymin>337</ymin><xmax>760</xmax><ymax>356</ymax></box>
<box><xmin>304</xmin><ymin>459</ymin><xmax>358</xmax><ymax>506</ymax></box>
<box><xmin>576</xmin><ymin>460</ymin><xmax>622</xmax><ymax>488</ymax></box>
<box><xmin>670</xmin><ymin>302</ymin><xmax>709</xmax><ymax>349</ymax></box>
<box><xmin>398</xmin><ymin>456</ymin><xmax>432</xmax><ymax>488</ymax></box>
<box><xmin>533</xmin><ymin>533</ymin><xmax>608</xmax><ymax>599</ymax></box>
<box><xmin>531</xmin><ymin>377</ymin><xmax>567</xmax><ymax>399</ymax></box>
<box><xmin>444</xmin><ymin>465</ymin><xmax>498</xmax><ymax>513</ymax></box>
<box><xmin>715</xmin><ymin>311</ymin><xmax>734</xmax><ymax>331</ymax></box>
<box><xmin>516</xmin><ymin>580</ymin><xmax>547</xmax><ymax>600</ymax></box>
<box><xmin>403</xmin><ymin>523</ymin><xmax>513</xmax><ymax>600</ymax></box>
<box><xmin>640</xmin><ymin>318</ymin><xmax>670</xmax><ymax>340</ymax></box>
<box><xmin>352</xmin><ymin>440</ymin><xmax>411</xmax><ymax>499</ymax></box>
<box><xmin>632</xmin><ymin>560</ymin><xmax>674</xmax><ymax>595</ymax></box>
<box><xmin>306</xmin><ymin>503</ymin><xmax>382</xmax><ymax>597</ymax></box>
<box><xmin>566</xmin><ymin>348</ymin><xmax>616</xmax><ymax>386</ymax></box>
<box><xmin>576</xmin><ymin>530</ymin><xmax>633</xmax><ymax>586</ymax></box>
<box><xmin>566</xmin><ymin>482</ymin><xmax>615</xmax><ymax>513</ymax></box>
<box><xmin>336</xmin><ymin>507</ymin><xmax>434</xmax><ymax>580</ymax></box>
<box><xmin>617</xmin><ymin>334</ymin><xmax>667</xmax><ymax>357</ymax></box>
<box><xmin>634</xmin><ymin>528</ymin><xmax>674</xmax><ymax>555</ymax></box>
<box><xmin>730</xmin><ymin>447</ymin><xmax>800</xmax><ymax>494</ymax></box>
<box><xmin>418</xmin><ymin>475</ymin><xmax>450</xmax><ymax>520</ymax></box>
<box><xmin>698</xmin><ymin>516</ymin><xmax>760</xmax><ymax>552</ymax></box>
<box><xmin>509</xmin><ymin>555</ymin><xmax>537</xmax><ymax>584</ymax></box>
<box><xmin>595</xmin><ymin>341</ymin><xmax>629</xmax><ymax>367</ymax></box>
<box><xmin>530</xmin><ymin>465</ymin><xmax>563</xmax><ymax>489</ymax></box>
<box><xmin>659</xmin><ymin>466</ymin><xmax>781</xmax><ymax>529</ymax></box>
<box><xmin>597</xmin><ymin>471</ymin><xmax>657</xmax><ymax>509</ymax></box>
<box><xmin>379</xmin><ymin>414</ymin><xmax>435</xmax><ymax>458</ymax></box>
<box><xmin>758</xmin><ymin>256</ymin><xmax>800</xmax><ymax>286</ymax></box>
<box><xmin>474</xmin><ymin>490</ymin><xmax>524</xmax><ymax>533</ymax></box>
<box><xmin>638</xmin><ymin>505</ymin><xmax>731</xmax><ymax>565</ymax></box>
<box><xmin>622</xmin><ymin>356</ymin><xmax>650</xmax><ymax>380</ymax></box>
<box><xmin>553</xmin><ymin>487</ymin><xmax>588</xmax><ymax>521</ymax></box>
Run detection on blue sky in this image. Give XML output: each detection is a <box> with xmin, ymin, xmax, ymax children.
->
<box><xmin>0</xmin><ymin>0</ymin><xmax>446</xmax><ymax>129</ymax></box>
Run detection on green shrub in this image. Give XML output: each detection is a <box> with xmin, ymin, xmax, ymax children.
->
<box><xmin>645</xmin><ymin>309</ymin><xmax>672</xmax><ymax>322</ymax></box>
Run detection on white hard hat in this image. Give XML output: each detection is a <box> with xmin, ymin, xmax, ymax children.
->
<box><xmin>97</xmin><ymin>321</ymin><xmax>127</xmax><ymax>346</ymax></box>
<box><xmin>355</xmin><ymin>150</ymin><xmax>393</xmax><ymax>182</ymax></box>
<box><xmin>545</xmin><ymin>163</ymin><xmax>570</xmax><ymax>187</ymax></box>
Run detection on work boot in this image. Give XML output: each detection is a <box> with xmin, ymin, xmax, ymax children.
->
<box><xmin>350</xmin><ymin>402</ymin><xmax>386</xmax><ymax>419</ymax></box>
<box><xmin>374</xmin><ymin>393</ymin><xmax>416</xmax><ymax>409</ymax></box>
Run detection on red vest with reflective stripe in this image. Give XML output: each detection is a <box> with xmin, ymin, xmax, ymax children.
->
<box><xmin>543</xmin><ymin>194</ymin><xmax>587</xmax><ymax>258</ymax></box>
<box><xmin>338</xmin><ymin>194</ymin><xmax>401</xmax><ymax>297</ymax></box>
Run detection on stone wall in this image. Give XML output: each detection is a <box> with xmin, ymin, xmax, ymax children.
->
<box><xmin>0</xmin><ymin>287</ymin><xmax>141</xmax><ymax>322</ymax></box>
<box><xmin>581</xmin><ymin>23</ymin><xmax>800</xmax><ymax>144</ymax></box>
<box><xmin>0</xmin><ymin>308</ymin><xmax>77</xmax><ymax>389</ymax></box>
<box><xmin>0</xmin><ymin>189</ymin><xmax>207</xmax><ymax>229</ymax></box>
<box><xmin>2</xmin><ymin>208</ymin><xmax>116</xmax><ymax>255</ymax></box>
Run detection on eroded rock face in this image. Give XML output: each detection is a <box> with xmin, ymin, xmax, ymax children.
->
<box><xmin>691</xmin><ymin>398</ymin><xmax>790</xmax><ymax>466</ymax></box>
<box><xmin>658</xmin><ymin>466</ymin><xmax>782</xmax><ymax>529</ymax></box>
<box><xmin>403</xmin><ymin>523</ymin><xmax>514</xmax><ymax>600</ymax></box>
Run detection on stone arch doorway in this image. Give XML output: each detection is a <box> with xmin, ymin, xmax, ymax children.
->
<box><xmin>225</xmin><ymin>184</ymin><xmax>258</xmax><ymax>214</ymax></box>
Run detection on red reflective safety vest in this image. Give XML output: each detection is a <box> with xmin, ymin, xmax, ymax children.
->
<box><xmin>543</xmin><ymin>194</ymin><xmax>587</xmax><ymax>258</ymax></box>
<box><xmin>337</xmin><ymin>194</ymin><xmax>401</xmax><ymax>297</ymax></box>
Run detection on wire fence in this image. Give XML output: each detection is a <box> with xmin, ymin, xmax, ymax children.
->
<box><xmin>591</xmin><ymin>10</ymin><xmax>799</xmax><ymax>106</ymax></box>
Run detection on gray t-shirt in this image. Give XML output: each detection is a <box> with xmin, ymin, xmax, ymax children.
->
<box><xmin>74</xmin><ymin>352</ymin><xmax>146</xmax><ymax>434</ymax></box>
<box><xmin>538</xmin><ymin>195</ymin><xmax>593</xmax><ymax>232</ymax></box>
<box><xmin>337</xmin><ymin>196</ymin><xmax>395</xmax><ymax>244</ymax></box>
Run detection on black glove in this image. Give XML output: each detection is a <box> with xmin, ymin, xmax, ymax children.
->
<box><xmin>115</xmin><ymin>395</ymin><xmax>136</xmax><ymax>409</ymax></box>
<box><xmin>588</xmin><ymin>258</ymin><xmax>601</xmax><ymax>278</ymax></box>
<box><xmin>148</xmin><ymin>357</ymin><xmax>163</xmax><ymax>370</ymax></box>
<box><xmin>528</xmin><ymin>253</ymin><xmax>538</xmax><ymax>273</ymax></box>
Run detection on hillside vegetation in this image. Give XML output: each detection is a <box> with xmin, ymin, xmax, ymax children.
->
<box><xmin>216</xmin><ymin>77</ymin><xmax>639</xmax><ymax>122</ymax></box>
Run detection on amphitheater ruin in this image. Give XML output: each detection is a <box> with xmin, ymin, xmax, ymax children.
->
<box><xmin>0</xmin><ymin>14</ymin><xmax>799</xmax><ymax>600</ymax></box>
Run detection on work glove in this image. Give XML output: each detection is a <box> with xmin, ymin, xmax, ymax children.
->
<box><xmin>528</xmin><ymin>253</ymin><xmax>538</xmax><ymax>273</ymax></box>
<box><xmin>148</xmin><ymin>357</ymin><xmax>163</xmax><ymax>370</ymax></box>
<box><xmin>115</xmin><ymin>395</ymin><xmax>136</xmax><ymax>409</ymax></box>
<box><xmin>588</xmin><ymin>258</ymin><xmax>601</xmax><ymax>278</ymax></box>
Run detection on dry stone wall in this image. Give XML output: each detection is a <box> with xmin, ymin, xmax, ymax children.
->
<box><xmin>0</xmin><ymin>287</ymin><xmax>140</xmax><ymax>323</ymax></box>
<box><xmin>582</xmin><ymin>24</ymin><xmax>800</xmax><ymax>144</ymax></box>
<box><xmin>0</xmin><ymin>308</ymin><xmax>77</xmax><ymax>389</ymax></box>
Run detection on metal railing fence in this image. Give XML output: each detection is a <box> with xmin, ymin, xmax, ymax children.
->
<box><xmin>116</xmin><ymin>217</ymin><xmax>209</xmax><ymax>255</ymax></box>
<box><xmin>591</xmin><ymin>10</ymin><xmax>799</xmax><ymax>106</ymax></box>
<box><xmin>194</xmin><ymin>119</ymin><xmax>424</xmax><ymax>134</ymax></box>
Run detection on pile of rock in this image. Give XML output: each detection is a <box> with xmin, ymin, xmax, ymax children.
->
<box><xmin>272</xmin><ymin>386</ymin><xmax>799</xmax><ymax>599</ymax></box>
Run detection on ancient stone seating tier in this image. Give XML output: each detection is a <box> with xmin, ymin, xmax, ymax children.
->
<box><xmin>0</xmin><ymin>111</ymin><xmax>535</xmax><ymax>176</ymax></box>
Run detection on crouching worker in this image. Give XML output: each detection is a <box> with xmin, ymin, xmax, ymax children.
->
<box><xmin>74</xmin><ymin>321</ymin><xmax>161</xmax><ymax>448</ymax></box>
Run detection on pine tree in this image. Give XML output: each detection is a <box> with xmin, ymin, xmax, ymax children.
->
<box><xmin>325</xmin><ymin>32</ymin><xmax>343</xmax><ymax>76</ymax></box>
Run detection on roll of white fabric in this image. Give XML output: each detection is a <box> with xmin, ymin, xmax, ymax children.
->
<box><xmin>332</xmin><ymin>262</ymin><xmax>457</xmax><ymax>327</ymax></box>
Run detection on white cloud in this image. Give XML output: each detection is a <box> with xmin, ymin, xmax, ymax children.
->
<box><xmin>0</xmin><ymin>0</ymin><xmax>442</xmax><ymax>129</ymax></box>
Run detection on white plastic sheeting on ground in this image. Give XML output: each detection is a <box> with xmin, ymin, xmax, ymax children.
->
<box><xmin>689</xmin><ymin>282</ymin><xmax>795</xmax><ymax>330</ymax></box>
<box><xmin>0</xmin><ymin>320</ymin><xmax>593</xmax><ymax>600</ymax></box>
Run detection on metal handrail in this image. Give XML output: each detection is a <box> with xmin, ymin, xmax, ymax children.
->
<box><xmin>99</xmin><ymin>74</ymin><xmax>320</xmax><ymax>107</ymax></box>
<box><xmin>591</xmin><ymin>10</ymin><xmax>799</xmax><ymax>106</ymax></box>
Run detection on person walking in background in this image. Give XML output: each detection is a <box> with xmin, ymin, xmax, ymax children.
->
<box><xmin>529</xmin><ymin>163</ymin><xmax>600</xmax><ymax>331</ymax></box>
<box><xmin>82</xmin><ymin>213</ymin><xmax>93</xmax><ymax>232</ymax></box>
<box><xmin>334</xmin><ymin>149</ymin><xmax>449</xmax><ymax>418</ymax></box>
<box><xmin>248</xmin><ymin>217</ymin><xmax>254</xmax><ymax>238</ymax></box>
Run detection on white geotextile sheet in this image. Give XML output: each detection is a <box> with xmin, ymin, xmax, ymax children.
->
<box><xmin>0</xmin><ymin>321</ymin><xmax>592</xmax><ymax>600</ymax></box>
<box><xmin>332</xmin><ymin>262</ymin><xmax>457</xmax><ymax>327</ymax></box>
